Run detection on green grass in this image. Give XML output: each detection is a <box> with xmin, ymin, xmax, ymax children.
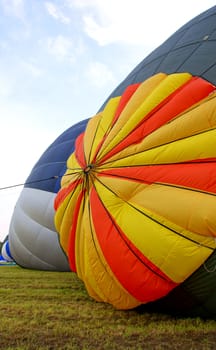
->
<box><xmin>0</xmin><ymin>266</ymin><xmax>216</xmax><ymax>349</ymax></box>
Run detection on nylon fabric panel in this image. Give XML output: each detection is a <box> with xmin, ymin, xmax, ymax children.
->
<box><xmin>84</xmin><ymin>98</ymin><xmax>120</xmax><ymax>165</ymax></box>
<box><xmin>90</xmin><ymin>186</ymin><xmax>177</xmax><ymax>303</ymax></box>
<box><xmin>61</xmin><ymin>153</ymin><xmax>82</xmax><ymax>188</ymax></box>
<box><xmin>95</xmin><ymin>73</ymin><xmax>191</xmax><ymax>160</ymax></box>
<box><xmin>137</xmin><ymin>93</ymin><xmax>216</xmax><ymax>153</ymax></box>
<box><xmin>104</xmin><ymin>128</ymin><xmax>216</xmax><ymax>169</ymax></box>
<box><xmin>10</xmin><ymin>188</ymin><xmax>70</xmax><ymax>271</ymax></box>
<box><xmin>68</xmin><ymin>189</ymin><xmax>86</xmax><ymax>272</ymax></box>
<box><xmin>54</xmin><ymin>181</ymin><xmax>83</xmax><ymax>254</ymax></box>
<box><xmin>99</xmin><ymin>79</ymin><xmax>215</xmax><ymax>163</ymax></box>
<box><xmin>54</xmin><ymin>177</ymin><xmax>83</xmax><ymax>212</ymax></box>
<box><xmin>135</xmin><ymin>93</ymin><xmax>216</xmax><ymax>154</ymax></box>
<box><xmin>75</xmin><ymin>196</ymin><xmax>141</xmax><ymax>309</ymax></box>
<box><xmin>93</xmin><ymin>178</ymin><xmax>213</xmax><ymax>283</ymax></box>
<box><xmin>82</xmin><ymin>113</ymin><xmax>101</xmax><ymax>165</ymax></box>
<box><xmin>101</xmin><ymin>93</ymin><xmax>216</xmax><ymax>166</ymax></box>
<box><xmin>74</xmin><ymin>132</ymin><xmax>86</xmax><ymax>168</ymax></box>
<box><xmin>108</xmin><ymin>74</ymin><xmax>165</xmax><ymax>130</ymax></box>
<box><xmin>100</xmin><ymin>162</ymin><xmax>216</xmax><ymax>194</ymax></box>
<box><xmin>54</xmin><ymin>181</ymin><xmax>76</xmax><ymax>211</ymax></box>
<box><xmin>95</xmin><ymin>73</ymin><xmax>167</xmax><ymax>159</ymax></box>
<box><xmin>98</xmin><ymin>175</ymin><xmax>216</xmax><ymax>241</ymax></box>
<box><xmin>112</xmin><ymin>83</ymin><xmax>141</xmax><ymax>125</ymax></box>
<box><xmin>73</xmin><ymin>194</ymin><xmax>105</xmax><ymax>300</ymax></box>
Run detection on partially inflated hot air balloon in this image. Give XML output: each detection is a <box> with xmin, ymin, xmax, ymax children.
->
<box><xmin>1</xmin><ymin>239</ymin><xmax>14</xmax><ymax>263</ymax></box>
<box><xmin>54</xmin><ymin>6</ymin><xmax>216</xmax><ymax>317</ymax></box>
<box><xmin>55</xmin><ymin>71</ymin><xmax>216</xmax><ymax>311</ymax></box>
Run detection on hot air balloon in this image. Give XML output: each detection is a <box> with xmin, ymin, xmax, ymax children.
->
<box><xmin>1</xmin><ymin>239</ymin><xmax>14</xmax><ymax>263</ymax></box>
<box><xmin>0</xmin><ymin>255</ymin><xmax>6</xmax><ymax>264</ymax></box>
<box><xmin>9</xmin><ymin>119</ymin><xmax>88</xmax><ymax>271</ymax></box>
<box><xmin>54</xmin><ymin>6</ymin><xmax>216</xmax><ymax>317</ymax></box>
<box><xmin>54</xmin><ymin>71</ymin><xmax>216</xmax><ymax>312</ymax></box>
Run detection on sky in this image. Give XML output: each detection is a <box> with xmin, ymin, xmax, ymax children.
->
<box><xmin>0</xmin><ymin>0</ymin><xmax>215</xmax><ymax>242</ymax></box>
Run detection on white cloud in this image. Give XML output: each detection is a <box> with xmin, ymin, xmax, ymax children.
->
<box><xmin>47</xmin><ymin>35</ymin><xmax>74</xmax><ymax>61</ymax></box>
<box><xmin>83</xmin><ymin>15</ymin><xmax>112</xmax><ymax>46</ymax></box>
<box><xmin>45</xmin><ymin>1</ymin><xmax>70</xmax><ymax>24</ymax></box>
<box><xmin>22</xmin><ymin>61</ymin><xmax>43</xmax><ymax>77</ymax></box>
<box><xmin>66</xmin><ymin>0</ymin><xmax>97</xmax><ymax>7</ymax></box>
<box><xmin>70</xmin><ymin>0</ymin><xmax>216</xmax><ymax>47</ymax></box>
<box><xmin>1</xmin><ymin>0</ymin><xmax>25</xmax><ymax>19</ymax></box>
<box><xmin>44</xmin><ymin>34</ymin><xmax>86</xmax><ymax>62</ymax></box>
<box><xmin>85</xmin><ymin>61</ymin><xmax>116</xmax><ymax>88</ymax></box>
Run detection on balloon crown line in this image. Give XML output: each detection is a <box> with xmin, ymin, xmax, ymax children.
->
<box><xmin>0</xmin><ymin>164</ymin><xmax>98</xmax><ymax>191</ymax></box>
<box><xmin>0</xmin><ymin>172</ymin><xmax>78</xmax><ymax>191</ymax></box>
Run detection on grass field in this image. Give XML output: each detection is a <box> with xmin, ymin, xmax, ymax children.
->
<box><xmin>0</xmin><ymin>266</ymin><xmax>216</xmax><ymax>350</ymax></box>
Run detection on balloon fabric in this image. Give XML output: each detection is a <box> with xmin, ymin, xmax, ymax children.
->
<box><xmin>55</xmin><ymin>72</ymin><xmax>216</xmax><ymax>310</ymax></box>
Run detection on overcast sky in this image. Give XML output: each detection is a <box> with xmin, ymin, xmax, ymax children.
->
<box><xmin>0</xmin><ymin>0</ymin><xmax>215</xmax><ymax>242</ymax></box>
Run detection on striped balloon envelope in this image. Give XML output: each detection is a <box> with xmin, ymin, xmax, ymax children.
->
<box><xmin>1</xmin><ymin>240</ymin><xmax>14</xmax><ymax>263</ymax></box>
<box><xmin>54</xmin><ymin>72</ymin><xmax>216</xmax><ymax>309</ymax></box>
